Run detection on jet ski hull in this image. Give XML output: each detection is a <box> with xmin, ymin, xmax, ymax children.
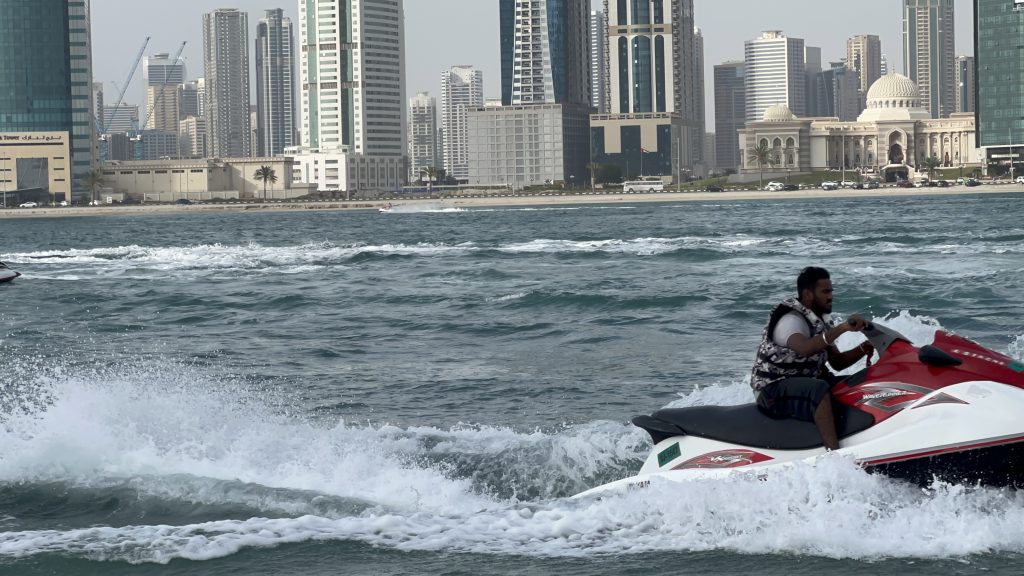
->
<box><xmin>576</xmin><ymin>380</ymin><xmax>1024</xmax><ymax>498</ymax></box>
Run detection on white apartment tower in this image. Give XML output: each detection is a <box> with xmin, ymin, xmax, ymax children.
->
<box><xmin>298</xmin><ymin>0</ymin><xmax>406</xmax><ymax>158</ymax></box>
<box><xmin>744</xmin><ymin>30</ymin><xmax>806</xmax><ymax>123</ymax></box>
<box><xmin>500</xmin><ymin>0</ymin><xmax>590</xmax><ymax>107</ymax></box>
<box><xmin>203</xmin><ymin>9</ymin><xmax>251</xmax><ymax>158</ymax></box>
<box><xmin>903</xmin><ymin>0</ymin><xmax>955</xmax><ymax>118</ymax></box>
<box><xmin>407</xmin><ymin>91</ymin><xmax>438</xmax><ymax>181</ymax></box>
<box><xmin>590</xmin><ymin>10</ymin><xmax>608</xmax><ymax>113</ymax></box>
<box><xmin>256</xmin><ymin>8</ymin><xmax>296</xmax><ymax>157</ymax></box>
<box><xmin>441</xmin><ymin>65</ymin><xmax>484</xmax><ymax>182</ymax></box>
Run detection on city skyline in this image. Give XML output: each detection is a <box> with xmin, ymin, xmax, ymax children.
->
<box><xmin>92</xmin><ymin>0</ymin><xmax>975</xmax><ymax>134</ymax></box>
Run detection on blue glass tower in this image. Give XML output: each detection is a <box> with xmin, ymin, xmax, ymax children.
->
<box><xmin>0</xmin><ymin>0</ymin><xmax>95</xmax><ymax>186</ymax></box>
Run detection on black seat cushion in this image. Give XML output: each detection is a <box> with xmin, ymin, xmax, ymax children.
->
<box><xmin>634</xmin><ymin>402</ymin><xmax>875</xmax><ymax>450</ymax></box>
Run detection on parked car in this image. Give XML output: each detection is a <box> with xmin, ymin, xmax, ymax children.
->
<box><xmin>936</xmin><ymin>180</ymin><xmax>951</xmax><ymax>188</ymax></box>
<box><xmin>782</xmin><ymin>184</ymin><xmax>799</xmax><ymax>191</ymax></box>
<box><xmin>864</xmin><ymin>180</ymin><xmax>881</xmax><ymax>189</ymax></box>
<box><xmin>955</xmin><ymin>177</ymin><xmax>966</xmax><ymax>185</ymax></box>
<box><xmin>821</xmin><ymin>181</ymin><xmax>839</xmax><ymax>190</ymax></box>
<box><xmin>896</xmin><ymin>180</ymin><xmax>915</xmax><ymax>188</ymax></box>
<box><xmin>19</xmin><ymin>201</ymin><xmax>38</xmax><ymax>208</ymax></box>
<box><xmin>174</xmin><ymin>198</ymin><xmax>193</xmax><ymax>205</ymax></box>
<box><xmin>1016</xmin><ymin>176</ymin><xmax>1024</xmax><ymax>185</ymax></box>
<box><xmin>704</xmin><ymin>185</ymin><xmax>724</xmax><ymax>192</ymax></box>
<box><xmin>839</xmin><ymin>180</ymin><xmax>858</xmax><ymax>188</ymax></box>
<box><xmin>764</xmin><ymin>181</ymin><xmax>785</xmax><ymax>192</ymax></box>
<box><xmin>965</xmin><ymin>178</ymin><xmax>982</xmax><ymax>187</ymax></box>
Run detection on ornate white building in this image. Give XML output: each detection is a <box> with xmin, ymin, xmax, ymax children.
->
<box><xmin>739</xmin><ymin>73</ymin><xmax>978</xmax><ymax>182</ymax></box>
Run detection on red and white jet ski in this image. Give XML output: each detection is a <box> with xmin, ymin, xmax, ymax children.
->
<box><xmin>577</xmin><ymin>322</ymin><xmax>1024</xmax><ymax>497</ymax></box>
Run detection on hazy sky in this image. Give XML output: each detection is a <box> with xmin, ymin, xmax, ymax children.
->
<box><xmin>91</xmin><ymin>0</ymin><xmax>975</xmax><ymax>132</ymax></box>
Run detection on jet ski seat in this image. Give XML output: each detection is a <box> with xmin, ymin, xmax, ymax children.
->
<box><xmin>633</xmin><ymin>402</ymin><xmax>875</xmax><ymax>450</ymax></box>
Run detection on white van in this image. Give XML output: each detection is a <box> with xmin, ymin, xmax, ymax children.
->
<box><xmin>622</xmin><ymin>180</ymin><xmax>665</xmax><ymax>193</ymax></box>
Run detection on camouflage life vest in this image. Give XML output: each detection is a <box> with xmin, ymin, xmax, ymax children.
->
<box><xmin>750</xmin><ymin>297</ymin><xmax>834</xmax><ymax>393</ymax></box>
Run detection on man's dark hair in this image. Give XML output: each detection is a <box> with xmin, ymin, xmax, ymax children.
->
<box><xmin>797</xmin><ymin>267</ymin><xmax>830</xmax><ymax>296</ymax></box>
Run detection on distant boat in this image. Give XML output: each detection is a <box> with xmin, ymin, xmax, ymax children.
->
<box><xmin>379</xmin><ymin>202</ymin><xmax>395</xmax><ymax>213</ymax></box>
<box><xmin>0</xmin><ymin>262</ymin><xmax>21</xmax><ymax>283</ymax></box>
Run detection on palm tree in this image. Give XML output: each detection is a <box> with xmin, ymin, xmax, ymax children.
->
<box><xmin>81</xmin><ymin>169</ymin><xmax>107</xmax><ymax>205</ymax></box>
<box><xmin>921</xmin><ymin>156</ymin><xmax>941</xmax><ymax>181</ymax></box>
<box><xmin>749</xmin><ymin>142</ymin><xmax>773</xmax><ymax>191</ymax></box>
<box><xmin>419</xmin><ymin>166</ymin><xmax>437</xmax><ymax>192</ymax></box>
<box><xmin>587</xmin><ymin>162</ymin><xmax>602</xmax><ymax>192</ymax></box>
<box><xmin>254</xmin><ymin>165</ymin><xmax>278</xmax><ymax>201</ymax></box>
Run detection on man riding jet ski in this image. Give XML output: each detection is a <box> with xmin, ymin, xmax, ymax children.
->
<box><xmin>0</xmin><ymin>261</ymin><xmax>20</xmax><ymax>283</ymax></box>
<box><xmin>576</xmin><ymin>271</ymin><xmax>1024</xmax><ymax>497</ymax></box>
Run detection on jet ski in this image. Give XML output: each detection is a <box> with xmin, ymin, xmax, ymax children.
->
<box><xmin>577</xmin><ymin>322</ymin><xmax>1024</xmax><ymax>497</ymax></box>
<box><xmin>0</xmin><ymin>261</ymin><xmax>20</xmax><ymax>283</ymax></box>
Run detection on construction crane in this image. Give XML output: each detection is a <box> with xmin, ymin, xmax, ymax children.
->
<box><xmin>98</xmin><ymin>37</ymin><xmax>150</xmax><ymax>142</ymax></box>
<box><xmin>133</xmin><ymin>41</ymin><xmax>187</xmax><ymax>160</ymax></box>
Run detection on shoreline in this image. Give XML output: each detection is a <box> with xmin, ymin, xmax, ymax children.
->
<box><xmin>2</xmin><ymin>185</ymin><xmax>1022</xmax><ymax>219</ymax></box>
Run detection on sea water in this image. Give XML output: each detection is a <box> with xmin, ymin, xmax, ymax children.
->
<box><xmin>1</xmin><ymin>194</ymin><xmax>1023</xmax><ymax>574</ymax></box>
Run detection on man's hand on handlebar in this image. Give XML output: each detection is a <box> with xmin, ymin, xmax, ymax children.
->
<box><xmin>846</xmin><ymin>315</ymin><xmax>871</xmax><ymax>332</ymax></box>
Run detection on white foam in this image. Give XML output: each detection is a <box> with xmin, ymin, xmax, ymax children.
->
<box><xmin>4</xmin><ymin>459</ymin><xmax>1024</xmax><ymax>563</ymax></box>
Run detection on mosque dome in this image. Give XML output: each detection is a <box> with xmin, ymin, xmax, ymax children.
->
<box><xmin>857</xmin><ymin>73</ymin><xmax>931</xmax><ymax>122</ymax></box>
<box><xmin>865</xmin><ymin>73</ymin><xmax>921</xmax><ymax>108</ymax></box>
<box><xmin>762</xmin><ymin>103</ymin><xmax>797</xmax><ymax>122</ymax></box>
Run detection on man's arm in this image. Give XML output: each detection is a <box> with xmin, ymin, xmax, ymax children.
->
<box><xmin>828</xmin><ymin>340</ymin><xmax>875</xmax><ymax>372</ymax></box>
<box><xmin>785</xmin><ymin>315</ymin><xmax>870</xmax><ymax>358</ymax></box>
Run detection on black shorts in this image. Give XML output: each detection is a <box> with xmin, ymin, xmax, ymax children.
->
<box><xmin>757</xmin><ymin>376</ymin><xmax>835</xmax><ymax>422</ymax></box>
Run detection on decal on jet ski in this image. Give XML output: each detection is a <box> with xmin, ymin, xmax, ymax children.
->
<box><xmin>671</xmin><ymin>450</ymin><xmax>773</xmax><ymax>470</ymax></box>
<box><xmin>854</xmin><ymin>382</ymin><xmax>933</xmax><ymax>412</ymax></box>
<box><xmin>1010</xmin><ymin>362</ymin><xmax>1024</xmax><ymax>373</ymax></box>
<box><xmin>912</xmin><ymin>392</ymin><xmax>969</xmax><ymax>409</ymax></box>
<box><xmin>952</xmin><ymin>348</ymin><xmax>1013</xmax><ymax>368</ymax></box>
<box><xmin>657</xmin><ymin>443</ymin><xmax>681</xmax><ymax>467</ymax></box>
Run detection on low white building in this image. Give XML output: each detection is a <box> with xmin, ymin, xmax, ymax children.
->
<box><xmin>101</xmin><ymin>156</ymin><xmax>305</xmax><ymax>202</ymax></box>
<box><xmin>739</xmin><ymin>73</ymin><xmax>978</xmax><ymax>182</ymax></box>
<box><xmin>285</xmin><ymin>148</ymin><xmax>405</xmax><ymax>194</ymax></box>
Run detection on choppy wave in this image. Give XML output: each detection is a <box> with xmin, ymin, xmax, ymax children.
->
<box><xmin>3</xmin><ymin>313</ymin><xmax>1024</xmax><ymax>564</ymax></box>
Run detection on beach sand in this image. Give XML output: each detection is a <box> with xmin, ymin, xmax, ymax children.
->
<box><xmin>2</xmin><ymin>185</ymin><xmax>1022</xmax><ymax>219</ymax></box>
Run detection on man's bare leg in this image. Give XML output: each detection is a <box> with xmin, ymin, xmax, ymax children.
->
<box><xmin>814</xmin><ymin>396</ymin><xmax>840</xmax><ymax>450</ymax></box>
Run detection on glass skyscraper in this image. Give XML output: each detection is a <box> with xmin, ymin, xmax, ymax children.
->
<box><xmin>974</xmin><ymin>0</ymin><xmax>1024</xmax><ymax>154</ymax></box>
<box><xmin>0</xmin><ymin>0</ymin><xmax>95</xmax><ymax>181</ymax></box>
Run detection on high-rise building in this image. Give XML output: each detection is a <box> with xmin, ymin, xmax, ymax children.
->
<box><xmin>292</xmin><ymin>0</ymin><xmax>406</xmax><ymax>193</ymax></box>
<box><xmin>180</xmin><ymin>81</ymin><xmax>201</xmax><ymax>120</ymax></box>
<box><xmin>744</xmin><ymin>30</ymin><xmax>806</xmax><ymax>123</ymax></box>
<box><xmin>955</xmin><ymin>55</ymin><xmax>975</xmax><ymax>114</ymax></box>
<box><xmin>0</xmin><ymin>0</ymin><xmax>95</xmax><ymax>201</ymax></box>
<box><xmin>847</xmin><ymin>34</ymin><xmax>882</xmax><ymax>105</ymax></box>
<box><xmin>590</xmin><ymin>10</ymin><xmax>609</xmax><ymax>113</ymax></box>
<box><xmin>591</xmin><ymin>0</ymin><xmax>701</xmax><ymax>180</ymax></box>
<box><xmin>471</xmin><ymin>0</ymin><xmax>591</xmax><ymax>188</ymax></box>
<box><xmin>817</xmin><ymin>62</ymin><xmax>862</xmax><ymax>122</ymax></box>
<box><xmin>103</xmin><ymin>105</ymin><xmax>140</xmax><ymax>134</ymax></box>
<box><xmin>297</xmin><ymin>0</ymin><xmax>405</xmax><ymax>157</ymax></box>
<box><xmin>499</xmin><ymin>0</ymin><xmax>590</xmax><ymax>106</ymax></box>
<box><xmin>974</xmin><ymin>0</ymin><xmax>1024</xmax><ymax>174</ymax></box>
<box><xmin>144</xmin><ymin>53</ymin><xmax>185</xmax><ymax>133</ymax></box>
<box><xmin>903</xmin><ymin>0</ymin><xmax>955</xmax><ymax>118</ymax></box>
<box><xmin>196</xmin><ymin>78</ymin><xmax>207</xmax><ymax>119</ymax></box>
<box><xmin>179</xmin><ymin>116</ymin><xmax>207</xmax><ymax>159</ymax></box>
<box><xmin>441</xmin><ymin>66</ymin><xmax>484</xmax><ymax>182</ymax></box>
<box><xmin>203</xmin><ymin>8</ymin><xmax>251</xmax><ymax>158</ymax></box>
<box><xmin>804</xmin><ymin>46</ymin><xmax>823</xmax><ymax>117</ymax></box>
<box><xmin>408</xmin><ymin>91</ymin><xmax>438</xmax><ymax>182</ymax></box>
<box><xmin>881</xmin><ymin>53</ymin><xmax>889</xmax><ymax>76</ymax></box>
<box><xmin>692</xmin><ymin>27</ymin><xmax>706</xmax><ymax>168</ymax></box>
<box><xmin>713</xmin><ymin>61</ymin><xmax>745</xmax><ymax>172</ymax></box>
<box><xmin>255</xmin><ymin>8</ymin><xmax>295</xmax><ymax>157</ymax></box>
